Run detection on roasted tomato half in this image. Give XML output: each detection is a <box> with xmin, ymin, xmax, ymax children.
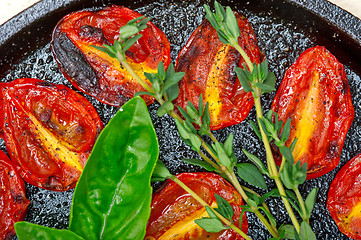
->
<box><xmin>0</xmin><ymin>78</ymin><xmax>103</xmax><ymax>191</ymax></box>
<box><xmin>271</xmin><ymin>46</ymin><xmax>354</xmax><ymax>179</ymax></box>
<box><xmin>0</xmin><ymin>150</ymin><xmax>30</xmax><ymax>240</ymax></box>
<box><xmin>145</xmin><ymin>172</ymin><xmax>248</xmax><ymax>240</ymax></box>
<box><xmin>327</xmin><ymin>153</ymin><xmax>361</xmax><ymax>239</ymax></box>
<box><xmin>175</xmin><ymin>13</ymin><xmax>261</xmax><ymax>130</ymax></box>
<box><xmin>51</xmin><ymin>5</ymin><xmax>171</xmax><ymax>107</ymax></box>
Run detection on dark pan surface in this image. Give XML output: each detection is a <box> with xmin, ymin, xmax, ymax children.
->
<box><xmin>0</xmin><ymin>0</ymin><xmax>361</xmax><ymax>239</ymax></box>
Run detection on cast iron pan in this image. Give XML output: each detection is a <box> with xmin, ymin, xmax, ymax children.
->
<box><xmin>1</xmin><ymin>0</ymin><xmax>361</xmax><ymax>239</ymax></box>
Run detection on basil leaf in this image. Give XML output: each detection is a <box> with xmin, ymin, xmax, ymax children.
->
<box><xmin>151</xmin><ymin>160</ymin><xmax>172</xmax><ymax>182</ymax></box>
<box><xmin>69</xmin><ymin>97</ymin><xmax>158</xmax><ymax>240</ymax></box>
<box><xmin>15</xmin><ymin>222</ymin><xmax>83</xmax><ymax>240</ymax></box>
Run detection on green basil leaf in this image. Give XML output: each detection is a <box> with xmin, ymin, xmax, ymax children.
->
<box><xmin>15</xmin><ymin>222</ymin><xmax>84</xmax><ymax>240</ymax></box>
<box><xmin>69</xmin><ymin>97</ymin><xmax>158</xmax><ymax>240</ymax></box>
<box><xmin>214</xmin><ymin>194</ymin><xmax>234</xmax><ymax>220</ymax></box>
<box><xmin>299</xmin><ymin>221</ymin><xmax>317</xmax><ymax>240</ymax></box>
<box><xmin>151</xmin><ymin>160</ymin><xmax>172</xmax><ymax>182</ymax></box>
<box><xmin>182</xmin><ymin>158</ymin><xmax>216</xmax><ymax>172</ymax></box>
<box><xmin>305</xmin><ymin>187</ymin><xmax>319</xmax><ymax>217</ymax></box>
<box><xmin>236</xmin><ymin>163</ymin><xmax>267</xmax><ymax>190</ymax></box>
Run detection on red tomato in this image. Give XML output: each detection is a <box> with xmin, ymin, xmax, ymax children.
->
<box><xmin>0</xmin><ymin>150</ymin><xmax>30</xmax><ymax>240</ymax></box>
<box><xmin>145</xmin><ymin>172</ymin><xmax>248</xmax><ymax>240</ymax></box>
<box><xmin>271</xmin><ymin>46</ymin><xmax>354</xmax><ymax>179</ymax></box>
<box><xmin>327</xmin><ymin>153</ymin><xmax>361</xmax><ymax>239</ymax></box>
<box><xmin>175</xmin><ymin>13</ymin><xmax>261</xmax><ymax>130</ymax></box>
<box><xmin>51</xmin><ymin>5</ymin><xmax>171</xmax><ymax>107</ymax></box>
<box><xmin>0</xmin><ymin>78</ymin><xmax>103</xmax><ymax>191</ymax></box>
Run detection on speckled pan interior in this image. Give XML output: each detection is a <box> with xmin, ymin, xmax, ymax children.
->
<box><xmin>0</xmin><ymin>0</ymin><xmax>361</xmax><ymax>239</ymax></box>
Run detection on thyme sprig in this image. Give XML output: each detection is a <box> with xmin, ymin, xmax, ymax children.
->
<box><xmin>205</xmin><ymin>1</ymin><xmax>318</xmax><ymax>238</ymax></box>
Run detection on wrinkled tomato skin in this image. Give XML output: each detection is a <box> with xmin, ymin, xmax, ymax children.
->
<box><xmin>51</xmin><ymin>5</ymin><xmax>171</xmax><ymax>107</ymax></box>
<box><xmin>175</xmin><ymin>13</ymin><xmax>261</xmax><ymax>130</ymax></box>
<box><xmin>145</xmin><ymin>172</ymin><xmax>248</xmax><ymax>240</ymax></box>
<box><xmin>271</xmin><ymin>46</ymin><xmax>354</xmax><ymax>179</ymax></box>
<box><xmin>0</xmin><ymin>78</ymin><xmax>103</xmax><ymax>191</ymax></box>
<box><xmin>327</xmin><ymin>153</ymin><xmax>361</xmax><ymax>239</ymax></box>
<box><xmin>0</xmin><ymin>150</ymin><xmax>30</xmax><ymax>240</ymax></box>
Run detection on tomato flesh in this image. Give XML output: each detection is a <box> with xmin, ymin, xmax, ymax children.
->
<box><xmin>0</xmin><ymin>150</ymin><xmax>30</xmax><ymax>240</ymax></box>
<box><xmin>175</xmin><ymin>13</ymin><xmax>261</xmax><ymax>130</ymax></box>
<box><xmin>51</xmin><ymin>5</ymin><xmax>171</xmax><ymax>107</ymax></box>
<box><xmin>0</xmin><ymin>78</ymin><xmax>103</xmax><ymax>191</ymax></box>
<box><xmin>271</xmin><ymin>46</ymin><xmax>354</xmax><ymax>179</ymax></box>
<box><xmin>145</xmin><ymin>172</ymin><xmax>248</xmax><ymax>240</ymax></box>
<box><xmin>327</xmin><ymin>153</ymin><xmax>361</xmax><ymax>239</ymax></box>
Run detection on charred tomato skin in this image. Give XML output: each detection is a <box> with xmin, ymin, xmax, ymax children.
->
<box><xmin>145</xmin><ymin>172</ymin><xmax>248</xmax><ymax>240</ymax></box>
<box><xmin>0</xmin><ymin>150</ymin><xmax>30</xmax><ymax>240</ymax></box>
<box><xmin>51</xmin><ymin>5</ymin><xmax>171</xmax><ymax>107</ymax></box>
<box><xmin>175</xmin><ymin>13</ymin><xmax>261</xmax><ymax>130</ymax></box>
<box><xmin>0</xmin><ymin>78</ymin><xmax>103</xmax><ymax>191</ymax></box>
<box><xmin>327</xmin><ymin>153</ymin><xmax>361</xmax><ymax>240</ymax></box>
<box><xmin>271</xmin><ymin>46</ymin><xmax>354</xmax><ymax>179</ymax></box>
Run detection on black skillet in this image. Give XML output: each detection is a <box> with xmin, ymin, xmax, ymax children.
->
<box><xmin>0</xmin><ymin>0</ymin><xmax>361</xmax><ymax>239</ymax></box>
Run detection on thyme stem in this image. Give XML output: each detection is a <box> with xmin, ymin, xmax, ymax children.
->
<box><xmin>117</xmin><ymin>52</ymin><xmax>154</xmax><ymax>93</ymax></box>
<box><xmin>170</xmin><ymin>175</ymin><xmax>252</xmax><ymax>240</ymax></box>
